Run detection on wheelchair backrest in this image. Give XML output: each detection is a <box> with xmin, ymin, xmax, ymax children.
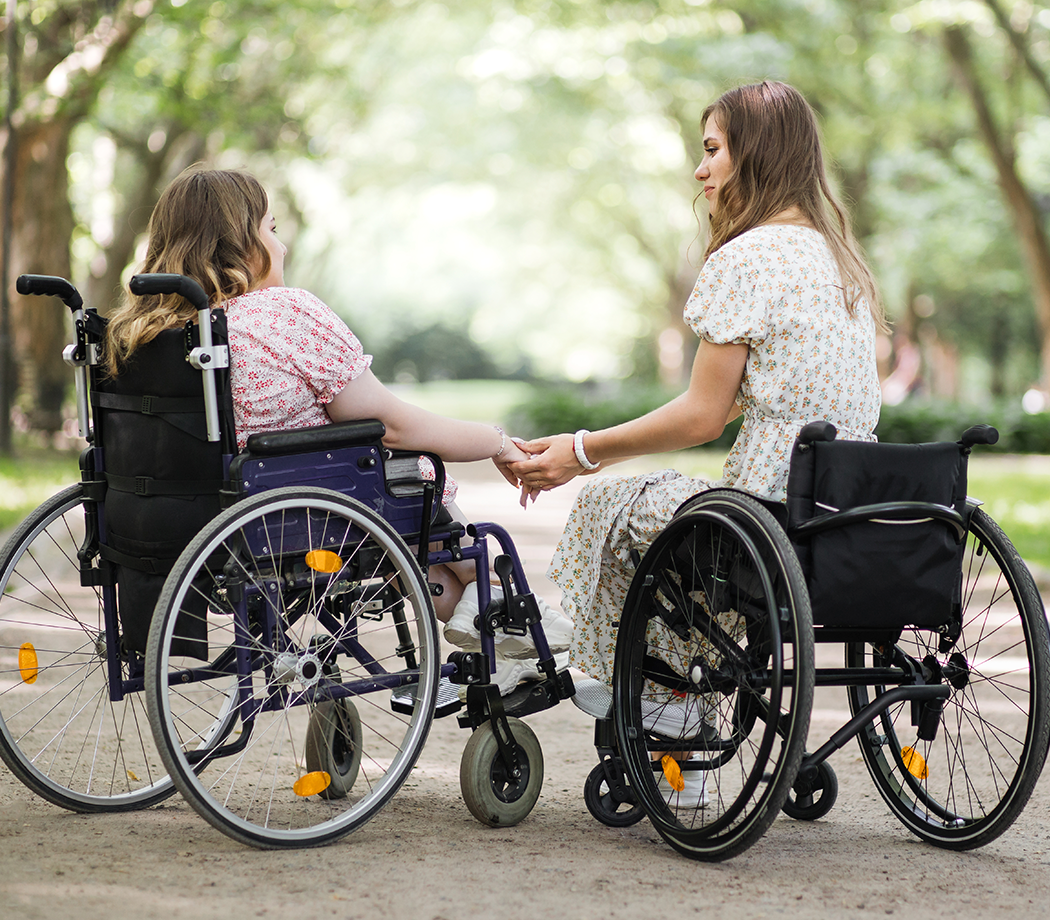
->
<box><xmin>92</xmin><ymin>318</ymin><xmax>235</xmax><ymax>653</ymax></box>
<box><xmin>786</xmin><ymin>434</ymin><xmax>969</xmax><ymax>631</ymax></box>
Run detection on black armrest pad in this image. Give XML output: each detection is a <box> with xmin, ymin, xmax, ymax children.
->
<box><xmin>244</xmin><ymin>419</ymin><xmax>386</xmax><ymax>456</ymax></box>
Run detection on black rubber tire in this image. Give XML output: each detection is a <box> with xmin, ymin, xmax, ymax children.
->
<box><xmin>0</xmin><ymin>485</ymin><xmax>175</xmax><ymax>811</ymax></box>
<box><xmin>783</xmin><ymin>760</ymin><xmax>838</xmax><ymax>821</ymax></box>
<box><xmin>614</xmin><ymin>490</ymin><xmax>814</xmax><ymax>861</ymax></box>
<box><xmin>146</xmin><ymin>487</ymin><xmax>439</xmax><ymax>848</ymax></box>
<box><xmin>584</xmin><ymin>760</ymin><xmax>646</xmax><ymax>827</ymax></box>
<box><xmin>305</xmin><ymin>699</ymin><xmax>363</xmax><ymax>799</ymax></box>
<box><xmin>848</xmin><ymin>507</ymin><xmax>1050</xmax><ymax>849</ymax></box>
<box><xmin>460</xmin><ymin>717</ymin><xmax>543</xmax><ymax>827</ymax></box>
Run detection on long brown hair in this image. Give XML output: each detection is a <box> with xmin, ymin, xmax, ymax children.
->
<box><xmin>106</xmin><ymin>167</ymin><xmax>272</xmax><ymax>374</ymax></box>
<box><xmin>702</xmin><ymin>81</ymin><xmax>884</xmax><ymax>326</ymax></box>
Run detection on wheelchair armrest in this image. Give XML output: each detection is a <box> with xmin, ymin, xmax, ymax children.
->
<box><xmin>789</xmin><ymin>501</ymin><xmax>967</xmax><ymax>543</ymax></box>
<box><xmin>244</xmin><ymin>419</ymin><xmax>386</xmax><ymax>456</ymax></box>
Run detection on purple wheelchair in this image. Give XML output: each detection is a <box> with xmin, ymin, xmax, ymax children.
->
<box><xmin>0</xmin><ymin>273</ymin><xmax>573</xmax><ymax>848</ymax></box>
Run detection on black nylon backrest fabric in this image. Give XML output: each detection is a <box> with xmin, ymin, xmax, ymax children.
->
<box><xmin>786</xmin><ymin>438</ymin><xmax>968</xmax><ymax>630</ymax></box>
<box><xmin>96</xmin><ymin>321</ymin><xmax>232</xmax><ymax>653</ymax></box>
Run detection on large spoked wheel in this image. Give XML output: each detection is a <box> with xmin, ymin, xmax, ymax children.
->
<box><xmin>460</xmin><ymin>717</ymin><xmax>543</xmax><ymax>827</ymax></box>
<box><xmin>614</xmin><ymin>490</ymin><xmax>814</xmax><ymax>861</ymax></box>
<box><xmin>0</xmin><ymin>485</ymin><xmax>175</xmax><ymax>811</ymax></box>
<box><xmin>145</xmin><ymin>487</ymin><xmax>439</xmax><ymax>848</ymax></box>
<box><xmin>847</xmin><ymin>507</ymin><xmax>1050</xmax><ymax>849</ymax></box>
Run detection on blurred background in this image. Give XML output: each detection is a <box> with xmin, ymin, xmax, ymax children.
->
<box><xmin>3</xmin><ymin>0</ymin><xmax>1050</xmax><ymax>564</ymax></box>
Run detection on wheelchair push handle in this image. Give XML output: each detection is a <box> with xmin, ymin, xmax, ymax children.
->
<box><xmin>129</xmin><ymin>272</ymin><xmax>209</xmax><ymax>312</ymax></box>
<box><xmin>17</xmin><ymin>274</ymin><xmax>94</xmax><ymax>437</ymax></box>
<box><xmin>798</xmin><ymin>420</ymin><xmax>837</xmax><ymax>445</ymax></box>
<box><xmin>960</xmin><ymin>424</ymin><xmax>998</xmax><ymax>448</ymax></box>
<box><xmin>16</xmin><ymin>274</ymin><xmax>84</xmax><ymax>311</ymax></box>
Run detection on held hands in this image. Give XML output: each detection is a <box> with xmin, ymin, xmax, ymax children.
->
<box><xmin>492</xmin><ymin>437</ymin><xmax>542</xmax><ymax>506</ymax></box>
<box><xmin>507</xmin><ymin>432</ymin><xmax>599</xmax><ymax>505</ymax></box>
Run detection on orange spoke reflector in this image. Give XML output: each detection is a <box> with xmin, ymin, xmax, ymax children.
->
<box><xmin>901</xmin><ymin>746</ymin><xmax>928</xmax><ymax>779</ymax></box>
<box><xmin>305</xmin><ymin>550</ymin><xmax>343</xmax><ymax>573</ymax></box>
<box><xmin>660</xmin><ymin>754</ymin><xmax>684</xmax><ymax>792</ymax></box>
<box><xmin>293</xmin><ymin>771</ymin><xmax>332</xmax><ymax>797</ymax></box>
<box><xmin>19</xmin><ymin>643</ymin><xmax>38</xmax><ymax>684</ymax></box>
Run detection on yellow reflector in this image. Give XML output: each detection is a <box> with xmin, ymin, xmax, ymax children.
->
<box><xmin>293</xmin><ymin>771</ymin><xmax>332</xmax><ymax>797</ymax></box>
<box><xmin>305</xmin><ymin>550</ymin><xmax>343</xmax><ymax>573</ymax></box>
<box><xmin>901</xmin><ymin>746</ymin><xmax>928</xmax><ymax>779</ymax></box>
<box><xmin>18</xmin><ymin>643</ymin><xmax>38</xmax><ymax>684</ymax></box>
<box><xmin>660</xmin><ymin>754</ymin><xmax>684</xmax><ymax>792</ymax></box>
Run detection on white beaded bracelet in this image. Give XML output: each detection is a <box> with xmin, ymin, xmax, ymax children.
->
<box><xmin>573</xmin><ymin>429</ymin><xmax>600</xmax><ymax>470</ymax></box>
<box><xmin>493</xmin><ymin>425</ymin><xmax>507</xmax><ymax>457</ymax></box>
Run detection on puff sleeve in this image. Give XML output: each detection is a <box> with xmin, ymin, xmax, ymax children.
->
<box><xmin>683</xmin><ymin>237</ymin><xmax>772</xmax><ymax>346</ymax></box>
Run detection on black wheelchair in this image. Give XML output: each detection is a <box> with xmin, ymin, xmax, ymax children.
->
<box><xmin>0</xmin><ymin>273</ymin><xmax>573</xmax><ymax>848</ymax></box>
<box><xmin>585</xmin><ymin>419</ymin><xmax>1050</xmax><ymax>860</ymax></box>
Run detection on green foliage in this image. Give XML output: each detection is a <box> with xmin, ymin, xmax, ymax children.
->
<box><xmin>876</xmin><ymin>400</ymin><xmax>1050</xmax><ymax>454</ymax></box>
<box><xmin>505</xmin><ymin>382</ymin><xmax>742</xmax><ymax>449</ymax></box>
<box><xmin>369</xmin><ymin>323</ymin><xmax>524</xmax><ymax>383</ymax></box>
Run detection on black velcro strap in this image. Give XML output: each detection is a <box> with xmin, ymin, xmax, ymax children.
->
<box><xmin>104</xmin><ymin>472</ymin><xmax>223</xmax><ymax>496</ymax></box>
<box><xmin>98</xmin><ymin>543</ymin><xmax>176</xmax><ymax>575</ymax></box>
<box><xmin>93</xmin><ymin>391</ymin><xmax>204</xmax><ymax>416</ymax></box>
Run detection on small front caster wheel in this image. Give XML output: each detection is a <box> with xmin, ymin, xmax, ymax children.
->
<box><xmin>305</xmin><ymin>699</ymin><xmax>363</xmax><ymax>799</ymax></box>
<box><xmin>460</xmin><ymin>717</ymin><xmax>543</xmax><ymax>827</ymax></box>
<box><xmin>584</xmin><ymin>761</ymin><xmax>646</xmax><ymax>827</ymax></box>
<box><xmin>783</xmin><ymin>760</ymin><xmax>838</xmax><ymax>821</ymax></box>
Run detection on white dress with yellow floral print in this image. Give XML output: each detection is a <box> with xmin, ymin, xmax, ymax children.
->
<box><xmin>550</xmin><ymin>224</ymin><xmax>882</xmax><ymax>686</ymax></box>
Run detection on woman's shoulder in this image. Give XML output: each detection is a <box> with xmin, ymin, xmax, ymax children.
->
<box><xmin>226</xmin><ymin>286</ymin><xmax>326</xmax><ymax>311</ymax></box>
<box><xmin>708</xmin><ymin>225</ymin><xmax>831</xmax><ymax>276</ymax></box>
<box><xmin>722</xmin><ymin>223</ymin><xmax>824</xmax><ymax>255</ymax></box>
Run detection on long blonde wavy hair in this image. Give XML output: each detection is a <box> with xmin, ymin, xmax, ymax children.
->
<box><xmin>702</xmin><ymin>81</ymin><xmax>885</xmax><ymax>327</ymax></box>
<box><xmin>106</xmin><ymin>167</ymin><xmax>272</xmax><ymax>375</ymax></box>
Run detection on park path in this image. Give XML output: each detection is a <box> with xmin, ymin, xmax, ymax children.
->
<box><xmin>1</xmin><ymin>459</ymin><xmax>1049</xmax><ymax>919</ymax></box>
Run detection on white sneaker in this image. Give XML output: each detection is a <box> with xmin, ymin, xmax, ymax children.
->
<box><xmin>572</xmin><ymin>677</ymin><xmax>613</xmax><ymax>719</ymax></box>
<box><xmin>443</xmin><ymin>585</ymin><xmax>574</xmax><ymax>659</ymax></box>
<box><xmin>571</xmin><ymin>678</ymin><xmax>714</xmax><ymax>739</ymax></box>
<box><xmin>657</xmin><ymin>759</ymin><xmax>709</xmax><ymax>810</ymax></box>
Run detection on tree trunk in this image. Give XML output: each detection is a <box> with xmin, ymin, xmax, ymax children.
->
<box><xmin>944</xmin><ymin>26</ymin><xmax>1050</xmax><ymax>390</ymax></box>
<box><xmin>8</xmin><ymin>119</ymin><xmax>75</xmax><ymax>432</ymax></box>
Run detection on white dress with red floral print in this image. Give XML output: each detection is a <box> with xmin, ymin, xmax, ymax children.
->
<box><xmin>223</xmin><ymin>286</ymin><xmax>456</xmax><ymax>503</ymax></box>
<box><xmin>551</xmin><ymin>225</ymin><xmax>881</xmax><ymax>686</ymax></box>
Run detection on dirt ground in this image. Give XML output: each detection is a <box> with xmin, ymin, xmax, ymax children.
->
<box><xmin>3</xmin><ymin>460</ymin><xmax>1050</xmax><ymax>920</ymax></box>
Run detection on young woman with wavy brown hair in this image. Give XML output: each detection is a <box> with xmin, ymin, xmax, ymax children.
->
<box><xmin>104</xmin><ymin>167</ymin><xmax>573</xmax><ymax>678</ymax></box>
<box><xmin>510</xmin><ymin>82</ymin><xmax>883</xmax><ymax>803</ymax></box>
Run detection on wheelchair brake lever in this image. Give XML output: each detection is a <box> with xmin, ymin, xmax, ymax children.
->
<box><xmin>494</xmin><ymin>554</ymin><xmax>531</xmax><ymax>637</ymax></box>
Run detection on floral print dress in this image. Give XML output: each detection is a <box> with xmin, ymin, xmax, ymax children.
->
<box><xmin>550</xmin><ymin>225</ymin><xmax>881</xmax><ymax>686</ymax></box>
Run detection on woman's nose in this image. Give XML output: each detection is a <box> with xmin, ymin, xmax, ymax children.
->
<box><xmin>695</xmin><ymin>163</ymin><xmax>706</xmax><ymax>181</ymax></box>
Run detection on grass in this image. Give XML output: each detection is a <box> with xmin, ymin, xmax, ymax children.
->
<box><xmin>967</xmin><ymin>454</ymin><xmax>1050</xmax><ymax>574</ymax></box>
<box><xmin>0</xmin><ymin>445</ymin><xmax>82</xmax><ymax>534</ymax></box>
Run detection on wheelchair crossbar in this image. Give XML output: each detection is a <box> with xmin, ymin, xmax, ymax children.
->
<box><xmin>790</xmin><ymin>500</ymin><xmax>966</xmax><ymax>542</ymax></box>
<box><xmin>800</xmin><ymin>684</ymin><xmax>950</xmax><ymax>771</ymax></box>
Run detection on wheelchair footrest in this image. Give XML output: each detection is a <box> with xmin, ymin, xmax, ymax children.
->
<box><xmin>456</xmin><ymin>666</ymin><xmax>575</xmax><ymax>729</ymax></box>
<box><xmin>390</xmin><ymin>675</ymin><xmax>463</xmax><ymax>719</ymax></box>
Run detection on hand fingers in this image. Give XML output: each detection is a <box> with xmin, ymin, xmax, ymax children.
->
<box><xmin>519</xmin><ymin>437</ymin><xmax>554</xmax><ymax>454</ymax></box>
